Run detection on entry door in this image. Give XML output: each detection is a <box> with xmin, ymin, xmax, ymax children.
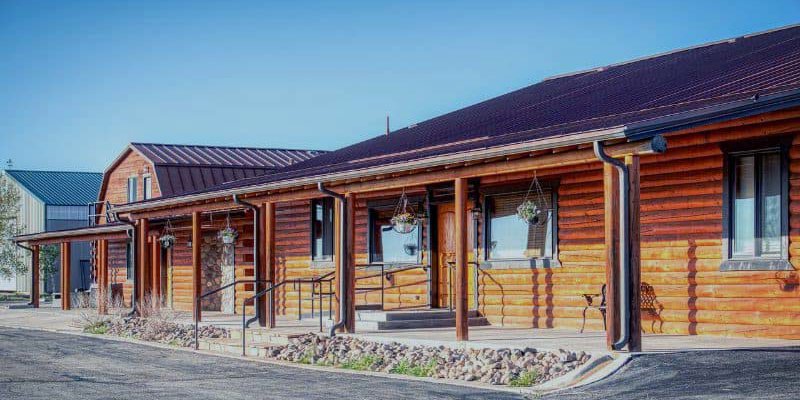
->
<box><xmin>436</xmin><ymin>203</ymin><xmax>476</xmax><ymax>310</ymax></box>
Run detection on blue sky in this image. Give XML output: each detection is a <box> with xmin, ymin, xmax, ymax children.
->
<box><xmin>1</xmin><ymin>1</ymin><xmax>799</xmax><ymax>172</ymax></box>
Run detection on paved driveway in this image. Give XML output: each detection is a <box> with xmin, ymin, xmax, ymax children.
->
<box><xmin>547</xmin><ymin>346</ymin><xmax>800</xmax><ymax>400</ymax></box>
<box><xmin>0</xmin><ymin>327</ymin><xmax>522</xmax><ymax>400</ymax></box>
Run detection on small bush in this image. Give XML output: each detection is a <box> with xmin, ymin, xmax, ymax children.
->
<box><xmin>83</xmin><ymin>321</ymin><xmax>110</xmax><ymax>334</ymax></box>
<box><xmin>509</xmin><ymin>370</ymin><xmax>539</xmax><ymax>387</ymax></box>
<box><xmin>390</xmin><ymin>359</ymin><xmax>437</xmax><ymax>377</ymax></box>
<box><xmin>340</xmin><ymin>355</ymin><xmax>381</xmax><ymax>371</ymax></box>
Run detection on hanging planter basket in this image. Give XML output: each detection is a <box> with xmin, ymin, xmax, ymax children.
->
<box><xmin>218</xmin><ymin>227</ymin><xmax>238</xmax><ymax>244</ymax></box>
<box><xmin>391</xmin><ymin>189</ymin><xmax>420</xmax><ymax>234</ymax></box>
<box><xmin>517</xmin><ymin>172</ymin><xmax>551</xmax><ymax>227</ymax></box>
<box><xmin>159</xmin><ymin>234</ymin><xmax>176</xmax><ymax>249</ymax></box>
<box><xmin>159</xmin><ymin>220</ymin><xmax>176</xmax><ymax>249</ymax></box>
<box><xmin>391</xmin><ymin>213</ymin><xmax>418</xmax><ymax>234</ymax></box>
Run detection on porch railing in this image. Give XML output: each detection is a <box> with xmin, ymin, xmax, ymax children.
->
<box><xmin>444</xmin><ymin>261</ymin><xmax>482</xmax><ymax>311</ymax></box>
<box><xmin>193</xmin><ymin>279</ymin><xmax>269</xmax><ymax>350</ymax></box>
<box><xmin>354</xmin><ymin>263</ymin><xmax>430</xmax><ymax>310</ymax></box>
<box><xmin>239</xmin><ymin>273</ymin><xmax>336</xmax><ymax>355</ymax></box>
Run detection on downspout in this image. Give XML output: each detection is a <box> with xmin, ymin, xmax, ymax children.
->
<box><xmin>593</xmin><ymin>141</ymin><xmax>629</xmax><ymax>351</ymax></box>
<box><xmin>115</xmin><ymin>212</ymin><xmax>138</xmax><ymax>317</ymax></box>
<box><xmin>15</xmin><ymin>243</ymin><xmax>34</xmax><ymax>305</ymax></box>
<box><xmin>232</xmin><ymin>194</ymin><xmax>261</xmax><ymax>327</ymax></box>
<box><xmin>317</xmin><ymin>182</ymin><xmax>348</xmax><ymax>337</ymax></box>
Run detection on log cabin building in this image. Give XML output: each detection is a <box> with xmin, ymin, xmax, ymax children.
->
<box><xmin>15</xmin><ymin>25</ymin><xmax>800</xmax><ymax>351</ymax></box>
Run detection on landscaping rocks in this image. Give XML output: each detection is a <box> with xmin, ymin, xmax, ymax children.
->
<box><xmin>104</xmin><ymin>317</ymin><xmax>229</xmax><ymax>347</ymax></box>
<box><xmin>265</xmin><ymin>333</ymin><xmax>590</xmax><ymax>386</ymax></box>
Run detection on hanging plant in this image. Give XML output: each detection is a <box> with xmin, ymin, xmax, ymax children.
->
<box><xmin>218</xmin><ymin>227</ymin><xmax>237</xmax><ymax>244</ymax></box>
<box><xmin>517</xmin><ymin>172</ymin><xmax>551</xmax><ymax>226</ymax></box>
<box><xmin>159</xmin><ymin>234</ymin><xmax>176</xmax><ymax>249</ymax></box>
<box><xmin>159</xmin><ymin>219</ymin><xmax>176</xmax><ymax>249</ymax></box>
<box><xmin>391</xmin><ymin>189</ymin><xmax>420</xmax><ymax>234</ymax></box>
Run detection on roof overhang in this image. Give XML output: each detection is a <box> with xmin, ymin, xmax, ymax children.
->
<box><xmin>111</xmin><ymin>87</ymin><xmax>800</xmax><ymax>215</ymax></box>
<box><xmin>13</xmin><ymin>224</ymin><xmax>132</xmax><ymax>245</ymax></box>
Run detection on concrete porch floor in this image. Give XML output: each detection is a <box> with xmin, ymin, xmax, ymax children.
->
<box><xmin>186</xmin><ymin>311</ymin><xmax>800</xmax><ymax>355</ymax></box>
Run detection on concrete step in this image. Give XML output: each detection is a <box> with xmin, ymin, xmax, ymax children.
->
<box><xmin>323</xmin><ymin>309</ymin><xmax>489</xmax><ymax>331</ymax></box>
<box><xmin>197</xmin><ymin>337</ymin><xmax>279</xmax><ymax>357</ymax></box>
<box><xmin>354</xmin><ymin>317</ymin><xmax>490</xmax><ymax>331</ymax></box>
<box><xmin>226</xmin><ymin>328</ymin><xmax>304</xmax><ymax>346</ymax></box>
<box><xmin>355</xmin><ymin>309</ymin><xmax>481</xmax><ymax>322</ymax></box>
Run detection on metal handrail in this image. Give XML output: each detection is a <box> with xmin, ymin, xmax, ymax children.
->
<box><xmin>444</xmin><ymin>261</ymin><xmax>481</xmax><ymax>311</ymax></box>
<box><xmin>194</xmin><ymin>279</ymin><xmax>269</xmax><ymax>350</ymax></box>
<box><xmin>354</xmin><ymin>263</ymin><xmax>430</xmax><ymax>310</ymax></box>
<box><xmin>240</xmin><ymin>273</ymin><xmax>336</xmax><ymax>355</ymax></box>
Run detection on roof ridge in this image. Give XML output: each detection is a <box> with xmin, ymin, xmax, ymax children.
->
<box><xmin>541</xmin><ymin>23</ymin><xmax>800</xmax><ymax>82</ymax></box>
<box><xmin>130</xmin><ymin>142</ymin><xmax>327</xmax><ymax>153</ymax></box>
<box><xmin>3</xmin><ymin>169</ymin><xmax>102</xmax><ymax>175</ymax></box>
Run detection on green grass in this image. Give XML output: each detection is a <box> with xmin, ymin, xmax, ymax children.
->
<box><xmin>297</xmin><ymin>349</ymin><xmax>316</xmax><ymax>365</ymax></box>
<box><xmin>83</xmin><ymin>322</ymin><xmax>109</xmax><ymax>335</ymax></box>
<box><xmin>339</xmin><ymin>355</ymin><xmax>381</xmax><ymax>371</ymax></box>
<box><xmin>509</xmin><ymin>370</ymin><xmax>539</xmax><ymax>387</ymax></box>
<box><xmin>389</xmin><ymin>359</ymin><xmax>438</xmax><ymax>377</ymax></box>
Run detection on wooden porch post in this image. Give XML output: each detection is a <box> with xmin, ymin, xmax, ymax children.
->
<box><xmin>603</xmin><ymin>164</ymin><xmax>620</xmax><ymax>349</ymax></box>
<box><xmin>150</xmin><ymin>236</ymin><xmax>161</xmax><ymax>302</ymax></box>
<box><xmin>192</xmin><ymin>211</ymin><xmax>202</xmax><ymax>322</ymax></box>
<box><xmin>626</xmin><ymin>155</ymin><xmax>642</xmax><ymax>352</ymax></box>
<box><xmin>262</xmin><ymin>202</ymin><xmax>275</xmax><ymax>328</ymax></box>
<box><xmin>97</xmin><ymin>239</ymin><xmax>109</xmax><ymax>315</ymax></box>
<box><xmin>137</xmin><ymin>219</ymin><xmax>150</xmax><ymax>307</ymax></box>
<box><xmin>333</xmin><ymin>197</ymin><xmax>342</xmax><ymax>331</ymax></box>
<box><xmin>61</xmin><ymin>242</ymin><xmax>71</xmax><ymax>310</ymax></box>
<box><xmin>454</xmin><ymin>178</ymin><xmax>469</xmax><ymax>341</ymax></box>
<box><xmin>31</xmin><ymin>245</ymin><xmax>40</xmax><ymax>308</ymax></box>
<box><xmin>344</xmin><ymin>193</ymin><xmax>356</xmax><ymax>333</ymax></box>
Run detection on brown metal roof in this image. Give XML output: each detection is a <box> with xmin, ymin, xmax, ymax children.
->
<box><xmin>129</xmin><ymin>143</ymin><xmax>325</xmax><ymax>196</ymax></box>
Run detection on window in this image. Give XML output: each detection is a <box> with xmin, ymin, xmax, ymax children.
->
<box><xmin>723</xmin><ymin>147</ymin><xmax>790</xmax><ymax>270</ymax></box>
<box><xmin>311</xmin><ymin>198</ymin><xmax>334</xmax><ymax>261</ymax></box>
<box><xmin>485</xmin><ymin>190</ymin><xmax>555</xmax><ymax>261</ymax></box>
<box><xmin>369</xmin><ymin>208</ymin><xmax>421</xmax><ymax>264</ymax></box>
<box><xmin>126</xmin><ymin>242</ymin><xmax>133</xmax><ymax>280</ymax></box>
<box><xmin>127</xmin><ymin>177</ymin><xmax>137</xmax><ymax>202</ymax></box>
<box><xmin>143</xmin><ymin>175</ymin><xmax>152</xmax><ymax>200</ymax></box>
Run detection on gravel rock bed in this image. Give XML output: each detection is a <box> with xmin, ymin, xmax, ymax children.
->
<box><xmin>105</xmin><ymin>317</ymin><xmax>229</xmax><ymax>347</ymax></box>
<box><xmin>266</xmin><ymin>333</ymin><xmax>590</xmax><ymax>386</ymax></box>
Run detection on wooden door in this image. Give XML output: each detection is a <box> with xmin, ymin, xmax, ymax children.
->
<box><xmin>436</xmin><ymin>203</ymin><xmax>476</xmax><ymax>309</ymax></box>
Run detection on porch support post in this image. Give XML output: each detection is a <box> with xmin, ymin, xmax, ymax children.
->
<box><xmin>333</xmin><ymin>197</ymin><xmax>343</xmax><ymax>332</ymax></box>
<box><xmin>626</xmin><ymin>155</ymin><xmax>642</xmax><ymax>352</ymax></box>
<box><xmin>151</xmin><ymin>236</ymin><xmax>161</xmax><ymax>302</ymax></box>
<box><xmin>344</xmin><ymin>193</ymin><xmax>356</xmax><ymax>333</ymax></box>
<box><xmin>454</xmin><ymin>177</ymin><xmax>469</xmax><ymax>341</ymax></box>
<box><xmin>97</xmin><ymin>239</ymin><xmax>108</xmax><ymax>315</ymax></box>
<box><xmin>31</xmin><ymin>245</ymin><xmax>40</xmax><ymax>308</ymax></box>
<box><xmin>603</xmin><ymin>164</ymin><xmax>620</xmax><ymax>349</ymax></box>
<box><xmin>137</xmin><ymin>219</ymin><xmax>150</xmax><ymax>307</ymax></box>
<box><xmin>192</xmin><ymin>211</ymin><xmax>202</xmax><ymax>322</ymax></box>
<box><xmin>60</xmin><ymin>242</ymin><xmax>71</xmax><ymax>310</ymax></box>
<box><xmin>262</xmin><ymin>202</ymin><xmax>275</xmax><ymax>328</ymax></box>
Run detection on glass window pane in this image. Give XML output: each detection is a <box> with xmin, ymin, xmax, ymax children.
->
<box><xmin>371</xmin><ymin>209</ymin><xmax>419</xmax><ymax>263</ymax></box>
<box><xmin>733</xmin><ymin>156</ymin><xmax>755</xmax><ymax>257</ymax></box>
<box><xmin>488</xmin><ymin>192</ymin><xmax>552</xmax><ymax>260</ymax></box>
<box><xmin>311</xmin><ymin>199</ymin><xmax>333</xmax><ymax>261</ymax></box>
<box><xmin>761</xmin><ymin>153</ymin><xmax>782</xmax><ymax>256</ymax></box>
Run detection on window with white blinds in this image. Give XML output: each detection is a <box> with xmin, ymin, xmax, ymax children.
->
<box><xmin>486</xmin><ymin>190</ymin><xmax>554</xmax><ymax>260</ymax></box>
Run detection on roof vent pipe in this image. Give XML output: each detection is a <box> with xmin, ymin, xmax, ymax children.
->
<box><xmin>593</xmin><ymin>141</ymin><xmax>630</xmax><ymax>351</ymax></box>
<box><xmin>317</xmin><ymin>182</ymin><xmax>348</xmax><ymax>337</ymax></box>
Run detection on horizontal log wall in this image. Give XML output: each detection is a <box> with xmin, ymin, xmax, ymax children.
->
<box><xmin>168</xmin><ymin>212</ymin><xmax>255</xmax><ymax>313</ymax></box>
<box><xmin>476</xmin><ymin>119</ymin><xmax>800</xmax><ymax>339</ymax></box>
<box><xmin>108</xmin><ymin>240</ymin><xmax>132</xmax><ymax>307</ymax></box>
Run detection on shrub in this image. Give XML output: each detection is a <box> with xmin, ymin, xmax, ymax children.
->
<box><xmin>340</xmin><ymin>355</ymin><xmax>381</xmax><ymax>371</ymax></box>
<box><xmin>509</xmin><ymin>370</ymin><xmax>539</xmax><ymax>387</ymax></box>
